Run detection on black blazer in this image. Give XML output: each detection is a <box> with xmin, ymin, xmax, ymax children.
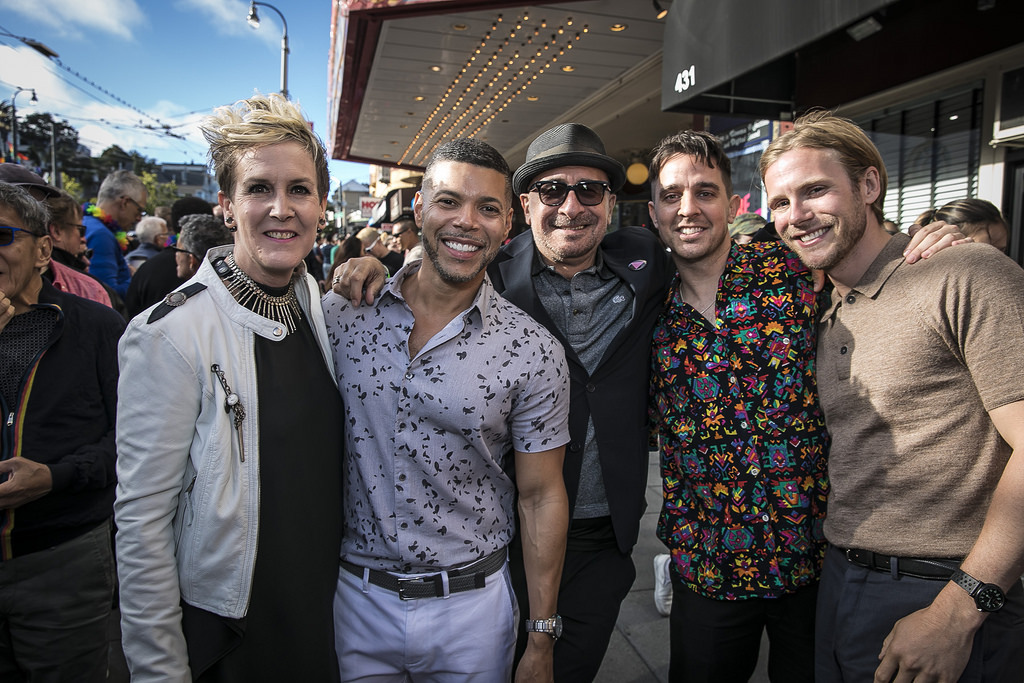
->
<box><xmin>489</xmin><ymin>227</ymin><xmax>672</xmax><ymax>553</ymax></box>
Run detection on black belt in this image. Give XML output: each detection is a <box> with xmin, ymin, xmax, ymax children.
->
<box><xmin>340</xmin><ymin>548</ymin><xmax>506</xmax><ymax>600</ymax></box>
<box><xmin>843</xmin><ymin>547</ymin><xmax>959</xmax><ymax>581</ymax></box>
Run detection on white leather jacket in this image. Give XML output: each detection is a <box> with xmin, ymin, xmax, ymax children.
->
<box><xmin>114</xmin><ymin>246</ymin><xmax>336</xmax><ymax>682</ymax></box>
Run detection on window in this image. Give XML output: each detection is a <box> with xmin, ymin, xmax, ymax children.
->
<box><xmin>857</xmin><ymin>84</ymin><xmax>983</xmax><ymax>227</ymax></box>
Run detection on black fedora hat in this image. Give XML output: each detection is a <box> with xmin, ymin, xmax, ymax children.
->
<box><xmin>513</xmin><ymin>123</ymin><xmax>626</xmax><ymax>195</ymax></box>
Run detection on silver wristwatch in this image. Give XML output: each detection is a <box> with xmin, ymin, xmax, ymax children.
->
<box><xmin>524</xmin><ymin>614</ymin><xmax>563</xmax><ymax>640</ymax></box>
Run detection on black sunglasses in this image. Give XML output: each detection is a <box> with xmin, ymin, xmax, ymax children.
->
<box><xmin>529</xmin><ymin>180</ymin><xmax>611</xmax><ymax>207</ymax></box>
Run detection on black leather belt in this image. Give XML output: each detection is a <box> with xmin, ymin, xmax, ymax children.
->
<box><xmin>844</xmin><ymin>547</ymin><xmax>959</xmax><ymax>581</ymax></box>
<box><xmin>340</xmin><ymin>548</ymin><xmax>506</xmax><ymax>600</ymax></box>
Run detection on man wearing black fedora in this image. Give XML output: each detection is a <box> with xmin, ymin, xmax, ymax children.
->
<box><xmin>489</xmin><ymin>123</ymin><xmax>672</xmax><ymax>679</ymax></box>
<box><xmin>332</xmin><ymin>124</ymin><xmax>673</xmax><ymax>680</ymax></box>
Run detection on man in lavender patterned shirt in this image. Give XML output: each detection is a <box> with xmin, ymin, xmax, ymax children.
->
<box><xmin>323</xmin><ymin>138</ymin><xmax>570</xmax><ymax>683</ymax></box>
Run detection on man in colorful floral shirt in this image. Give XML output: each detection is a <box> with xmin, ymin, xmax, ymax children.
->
<box><xmin>83</xmin><ymin>169</ymin><xmax>148</xmax><ymax>298</ymax></box>
<box><xmin>646</xmin><ymin>130</ymin><xmax>958</xmax><ymax>682</ymax></box>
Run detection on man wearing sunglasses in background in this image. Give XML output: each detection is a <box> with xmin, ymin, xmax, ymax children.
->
<box><xmin>0</xmin><ymin>165</ymin><xmax>114</xmax><ymax>310</ymax></box>
<box><xmin>0</xmin><ymin>182</ymin><xmax>125</xmax><ymax>680</ymax></box>
<box><xmin>491</xmin><ymin>123</ymin><xmax>673</xmax><ymax>680</ymax></box>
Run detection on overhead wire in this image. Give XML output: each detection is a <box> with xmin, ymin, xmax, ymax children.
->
<box><xmin>0</xmin><ymin>24</ymin><xmax>188</xmax><ymax>144</ymax></box>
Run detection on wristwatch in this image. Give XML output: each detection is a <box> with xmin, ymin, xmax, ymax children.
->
<box><xmin>951</xmin><ymin>568</ymin><xmax>1006</xmax><ymax>612</ymax></box>
<box><xmin>525</xmin><ymin>614</ymin><xmax>563</xmax><ymax>640</ymax></box>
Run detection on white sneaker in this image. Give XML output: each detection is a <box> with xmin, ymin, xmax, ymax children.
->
<box><xmin>653</xmin><ymin>553</ymin><xmax>673</xmax><ymax>617</ymax></box>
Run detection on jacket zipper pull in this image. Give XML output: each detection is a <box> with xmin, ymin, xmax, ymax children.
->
<box><xmin>6</xmin><ymin>413</ymin><xmax>12</xmax><ymax>427</ymax></box>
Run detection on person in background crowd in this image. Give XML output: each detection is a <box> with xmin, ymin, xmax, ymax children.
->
<box><xmin>761</xmin><ymin>110</ymin><xmax>1024</xmax><ymax>682</ymax></box>
<box><xmin>115</xmin><ymin>94</ymin><xmax>343</xmax><ymax>682</ymax></box>
<box><xmin>125</xmin><ymin>215</ymin><xmax>170</xmax><ymax>272</ymax></box>
<box><xmin>83</xmin><ymin>169</ymin><xmax>147</xmax><ymax>298</ymax></box>
<box><xmin>154</xmin><ymin>205</ymin><xmax>172</xmax><ymax>224</ymax></box>
<box><xmin>172</xmin><ymin>214</ymin><xmax>234</xmax><ymax>280</ymax></box>
<box><xmin>356</xmin><ymin>226</ymin><xmax>404</xmax><ymax>274</ymax></box>
<box><xmin>728</xmin><ymin>211</ymin><xmax>767</xmax><ymax>244</ymax></box>
<box><xmin>391</xmin><ymin>213</ymin><xmax>424</xmax><ymax>265</ymax></box>
<box><xmin>320</xmin><ymin>233</ymin><xmax>338</xmax><ymax>280</ymax></box>
<box><xmin>327</xmin><ymin>234</ymin><xmax>364</xmax><ymax>282</ymax></box>
<box><xmin>0</xmin><ymin>166</ymin><xmax>116</xmax><ymax>309</ymax></box>
<box><xmin>124</xmin><ymin>196</ymin><xmax>213</xmax><ymax>318</ymax></box>
<box><xmin>917</xmin><ymin>198</ymin><xmax>1010</xmax><ymax>254</ymax></box>
<box><xmin>0</xmin><ymin>182</ymin><xmax>126</xmax><ymax>681</ymax></box>
<box><xmin>324</xmin><ymin>138</ymin><xmax>570</xmax><ymax>683</ymax></box>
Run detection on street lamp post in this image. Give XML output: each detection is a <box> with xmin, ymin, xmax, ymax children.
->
<box><xmin>10</xmin><ymin>87</ymin><xmax>37</xmax><ymax>164</ymax></box>
<box><xmin>247</xmin><ymin>1</ymin><xmax>290</xmax><ymax>100</ymax></box>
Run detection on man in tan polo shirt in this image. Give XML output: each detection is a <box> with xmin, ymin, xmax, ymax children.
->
<box><xmin>760</xmin><ymin>111</ymin><xmax>1024</xmax><ymax>682</ymax></box>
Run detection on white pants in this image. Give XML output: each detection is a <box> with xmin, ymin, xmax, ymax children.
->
<box><xmin>334</xmin><ymin>562</ymin><xmax>518</xmax><ymax>682</ymax></box>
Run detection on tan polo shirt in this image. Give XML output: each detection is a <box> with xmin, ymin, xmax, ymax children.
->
<box><xmin>817</xmin><ymin>233</ymin><xmax>1024</xmax><ymax>558</ymax></box>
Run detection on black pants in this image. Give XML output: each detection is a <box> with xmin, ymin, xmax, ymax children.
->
<box><xmin>816</xmin><ymin>545</ymin><xmax>1024</xmax><ymax>682</ymax></box>
<box><xmin>669</xmin><ymin>580</ymin><xmax>817</xmax><ymax>683</ymax></box>
<box><xmin>0</xmin><ymin>520</ymin><xmax>115</xmax><ymax>683</ymax></box>
<box><xmin>511</xmin><ymin>517</ymin><xmax>636</xmax><ymax>682</ymax></box>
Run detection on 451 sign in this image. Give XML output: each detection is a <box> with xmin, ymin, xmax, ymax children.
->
<box><xmin>674</xmin><ymin>65</ymin><xmax>696</xmax><ymax>93</ymax></box>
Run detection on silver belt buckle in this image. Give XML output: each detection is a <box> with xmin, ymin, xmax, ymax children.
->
<box><xmin>396</xmin><ymin>576</ymin><xmax>426</xmax><ymax>601</ymax></box>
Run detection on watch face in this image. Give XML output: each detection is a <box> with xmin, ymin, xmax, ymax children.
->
<box><xmin>553</xmin><ymin>615</ymin><xmax>563</xmax><ymax>638</ymax></box>
<box><xmin>976</xmin><ymin>585</ymin><xmax>1006</xmax><ymax>612</ymax></box>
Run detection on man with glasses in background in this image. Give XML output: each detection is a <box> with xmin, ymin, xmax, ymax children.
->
<box><xmin>390</xmin><ymin>213</ymin><xmax>422</xmax><ymax>264</ymax></box>
<box><xmin>82</xmin><ymin>169</ymin><xmax>148</xmax><ymax>300</ymax></box>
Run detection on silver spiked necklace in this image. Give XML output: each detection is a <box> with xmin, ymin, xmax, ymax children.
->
<box><xmin>219</xmin><ymin>253</ymin><xmax>303</xmax><ymax>334</ymax></box>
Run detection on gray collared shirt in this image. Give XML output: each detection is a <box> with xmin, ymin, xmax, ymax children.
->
<box><xmin>324</xmin><ymin>262</ymin><xmax>570</xmax><ymax>572</ymax></box>
<box><xmin>533</xmin><ymin>249</ymin><xmax>634</xmax><ymax>518</ymax></box>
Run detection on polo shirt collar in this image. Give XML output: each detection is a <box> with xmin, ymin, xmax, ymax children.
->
<box><xmin>823</xmin><ymin>232</ymin><xmax>910</xmax><ymax>320</ymax></box>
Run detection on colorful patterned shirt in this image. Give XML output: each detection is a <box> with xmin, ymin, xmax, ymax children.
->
<box><xmin>650</xmin><ymin>240</ymin><xmax>829</xmax><ymax>600</ymax></box>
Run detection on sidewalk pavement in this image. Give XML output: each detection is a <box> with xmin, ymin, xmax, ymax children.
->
<box><xmin>594</xmin><ymin>451</ymin><xmax>770</xmax><ymax>683</ymax></box>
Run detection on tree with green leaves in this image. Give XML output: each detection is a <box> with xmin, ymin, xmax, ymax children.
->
<box><xmin>139</xmin><ymin>170</ymin><xmax>179</xmax><ymax>214</ymax></box>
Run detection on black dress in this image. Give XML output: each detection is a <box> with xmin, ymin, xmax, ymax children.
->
<box><xmin>184</xmin><ymin>302</ymin><xmax>343</xmax><ymax>682</ymax></box>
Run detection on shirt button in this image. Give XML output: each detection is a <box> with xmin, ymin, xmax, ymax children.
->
<box><xmin>405</xmin><ymin>372</ymin><xmax>414</xmax><ymax>380</ymax></box>
<box><xmin>398</xmin><ymin>474</ymin><xmax>406</xmax><ymax>482</ymax></box>
<box><xmin>761</xmin><ymin>514</ymin><xmax>769</xmax><ymax>522</ymax></box>
<box><xmin>740</xmin><ymin>422</ymin><xmax>748</xmax><ymax>429</ymax></box>
<box><xmin>272</xmin><ymin>327</ymin><xmax>284</xmax><ymax>337</ymax></box>
<box><xmin>845</xmin><ymin>294</ymin><xmax>856</xmax><ymax>304</ymax></box>
<box><xmin>586</xmin><ymin>383</ymin><xmax>596</xmax><ymax>393</ymax></box>
<box><xmin>782</xmin><ymin>337</ymin><xmax>790</xmax><ymax>344</ymax></box>
<box><xmin>750</xmin><ymin>467</ymin><xmax>760</xmax><ymax>476</ymax></box>
<box><xmin>840</xmin><ymin>346</ymin><xmax>848</xmax><ymax>355</ymax></box>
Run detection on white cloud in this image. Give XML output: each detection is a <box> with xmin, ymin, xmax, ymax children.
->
<box><xmin>0</xmin><ymin>0</ymin><xmax>146</xmax><ymax>41</ymax></box>
<box><xmin>176</xmin><ymin>0</ymin><xmax>280</xmax><ymax>47</ymax></box>
<box><xmin>1</xmin><ymin>43</ymin><xmax>208</xmax><ymax>160</ymax></box>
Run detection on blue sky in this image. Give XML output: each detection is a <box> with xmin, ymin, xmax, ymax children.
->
<box><xmin>0</xmin><ymin>0</ymin><xmax>371</xmax><ymax>190</ymax></box>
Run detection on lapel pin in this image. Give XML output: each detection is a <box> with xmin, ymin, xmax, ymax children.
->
<box><xmin>628</xmin><ymin>260</ymin><xmax>647</xmax><ymax>271</ymax></box>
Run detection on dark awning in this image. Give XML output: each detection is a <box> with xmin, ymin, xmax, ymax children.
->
<box><xmin>661</xmin><ymin>0</ymin><xmax>896</xmax><ymax>118</ymax></box>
